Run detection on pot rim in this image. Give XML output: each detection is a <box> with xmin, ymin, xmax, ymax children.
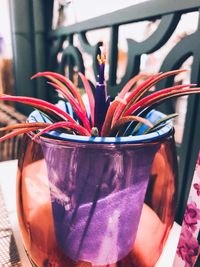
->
<box><xmin>28</xmin><ymin>108</ymin><xmax>174</xmax><ymax>144</ymax></box>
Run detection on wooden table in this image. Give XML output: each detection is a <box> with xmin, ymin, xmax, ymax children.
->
<box><xmin>0</xmin><ymin>160</ymin><xmax>181</xmax><ymax>267</ymax></box>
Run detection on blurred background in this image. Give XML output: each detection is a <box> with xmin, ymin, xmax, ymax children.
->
<box><xmin>0</xmin><ymin>0</ymin><xmax>12</xmax><ymax>95</ymax></box>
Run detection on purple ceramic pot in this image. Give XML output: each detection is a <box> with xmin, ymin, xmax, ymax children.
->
<box><xmin>41</xmin><ymin>138</ymin><xmax>160</xmax><ymax>265</ymax></box>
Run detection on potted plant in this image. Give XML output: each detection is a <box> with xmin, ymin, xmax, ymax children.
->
<box><xmin>0</xmin><ymin>53</ymin><xmax>200</xmax><ymax>267</ymax></box>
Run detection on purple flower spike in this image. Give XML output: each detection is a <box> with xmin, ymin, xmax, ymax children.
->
<box><xmin>94</xmin><ymin>51</ymin><xmax>110</xmax><ymax>133</ymax></box>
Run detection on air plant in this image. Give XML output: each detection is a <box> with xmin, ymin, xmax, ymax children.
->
<box><xmin>0</xmin><ymin>56</ymin><xmax>200</xmax><ymax>142</ymax></box>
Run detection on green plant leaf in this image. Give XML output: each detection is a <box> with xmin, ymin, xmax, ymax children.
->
<box><xmin>143</xmin><ymin>113</ymin><xmax>178</xmax><ymax>134</ymax></box>
<box><xmin>109</xmin><ymin>115</ymin><xmax>153</xmax><ymax>137</ymax></box>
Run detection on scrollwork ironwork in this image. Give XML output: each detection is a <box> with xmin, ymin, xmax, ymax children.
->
<box><xmin>47</xmin><ymin>1</ymin><xmax>200</xmax><ymax>222</ymax></box>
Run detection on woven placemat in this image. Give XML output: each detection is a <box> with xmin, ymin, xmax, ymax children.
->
<box><xmin>0</xmin><ymin>186</ymin><xmax>21</xmax><ymax>266</ymax></box>
<box><xmin>0</xmin><ymin>103</ymin><xmax>26</xmax><ymax>162</ymax></box>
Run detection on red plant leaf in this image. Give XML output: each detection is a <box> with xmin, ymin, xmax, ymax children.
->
<box><xmin>101</xmin><ymin>100</ymin><xmax>121</xmax><ymax>136</ymax></box>
<box><xmin>0</xmin><ymin>122</ymin><xmax>50</xmax><ymax>131</ymax></box>
<box><xmin>118</xmin><ymin>73</ymin><xmax>148</xmax><ymax>98</ymax></box>
<box><xmin>112</xmin><ymin>69</ymin><xmax>187</xmax><ymax>124</ymax></box>
<box><xmin>32</xmin><ymin>72</ymin><xmax>87</xmax><ymax>115</ymax></box>
<box><xmin>128</xmin><ymin>69</ymin><xmax>188</xmax><ymax>105</ymax></box>
<box><xmin>0</xmin><ymin>94</ymin><xmax>76</xmax><ymax>123</ymax></box>
<box><xmin>48</xmin><ymin>82</ymin><xmax>91</xmax><ymax>131</ymax></box>
<box><xmin>78</xmin><ymin>72</ymin><xmax>95</xmax><ymax>126</ymax></box>
<box><xmin>32</xmin><ymin>121</ymin><xmax>91</xmax><ymax>140</ymax></box>
<box><xmin>124</xmin><ymin>85</ymin><xmax>199</xmax><ymax>116</ymax></box>
<box><xmin>37</xmin><ymin>75</ymin><xmax>72</xmax><ymax>95</ymax></box>
<box><xmin>0</xmin><ymin>127</ymin><xmax>42</xmax><ymax>142</ymax></box>
<box><xmin>124</xmin><ymin>84</ymin><xmax>198</xmax><ymax>116</ymax></box>
<box><xmin>112</xmin><ymin>74</ymin><xmax>160</xmax><ymax>125</ymax></box>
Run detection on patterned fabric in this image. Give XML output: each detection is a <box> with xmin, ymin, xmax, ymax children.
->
<box><xmin>0</xmin><ymin>186</ymin><xmax>21</xmax><ymax>266</ymax></box>
<box><xmin>0</xmin><ymin>103</ymin><xmax>26</xmax><ymax>162</ymax></box>
<box><xmin>173</xmin><ymin>153</ymin><xmax>200</xmax><ymax>267</ymax></box>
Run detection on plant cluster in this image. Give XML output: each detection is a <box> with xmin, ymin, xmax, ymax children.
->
<box><xmin>0</xmin><ymin>69</ymin><xmax>199</xmax><ymax>142</ymax></box>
